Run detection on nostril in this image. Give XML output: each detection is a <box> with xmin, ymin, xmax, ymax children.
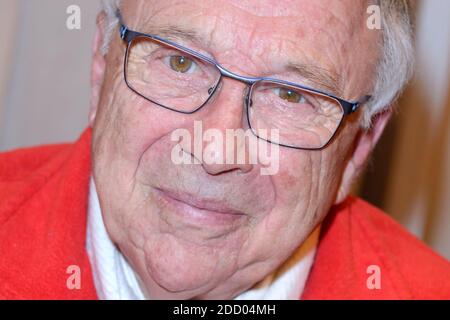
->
<box><xmin>202</xmin><ymin>162</ymin><xmax>253</xmax><ymax>176</ymax></box>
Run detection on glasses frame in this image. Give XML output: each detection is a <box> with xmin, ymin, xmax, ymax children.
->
<box><xmin>116</xmin><ymin>12</ymin><xmax>371</xmax><ymax>150</ymax></box>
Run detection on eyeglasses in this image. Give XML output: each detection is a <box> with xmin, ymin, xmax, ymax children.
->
<box><xmin>116</xmin><ymin>12</ymin><xmax>371</xmax><ymax>150</ymax></box>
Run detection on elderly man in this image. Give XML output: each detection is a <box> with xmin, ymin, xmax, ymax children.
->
<box><xmin>0</xmin><ymin>0</ymin><xmax>449</xmax><ymax>300</ymax></box>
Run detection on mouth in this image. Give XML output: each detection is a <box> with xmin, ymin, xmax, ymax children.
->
<box><xmin>154</xmin><ymin>187</ymin><xmax>247</xmax><ymax>227</ymax></box>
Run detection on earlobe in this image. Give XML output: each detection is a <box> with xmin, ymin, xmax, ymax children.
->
<box><xmin>89</xmin><ymin>13</ymin><xmax>107</xmax><ymax>127</ymax></box>
<box><xmin>335</xmin><ymin>108</ymin><xmax>393</xmax><ymax>204</ymax></box>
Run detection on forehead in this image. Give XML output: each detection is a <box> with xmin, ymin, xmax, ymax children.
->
<box><xmin>125</xmin><ymin>0</ymin><xmax>368</xmax><ymax>24</ymax></box>
<box><xmin>121</xmin><ymin>0</ymin><xmax>380</xmax><ymax>97</ymax></box>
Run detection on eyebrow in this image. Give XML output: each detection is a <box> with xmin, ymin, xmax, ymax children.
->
<box><xmin>287</xmin><ymin>62</ymin><xmax>344</xmax><ymax>97</ymax></box>
<box><xmin>143</xmin><ymin>24</ymin><xmax>209</xmax><ymax>48</ymax></box>
<box><xmin>140</xmin><ymin>23</ymin><xmax>344</xmax><ymax>96</ymax></box>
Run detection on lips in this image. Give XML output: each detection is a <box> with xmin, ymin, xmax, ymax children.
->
<box><xmin>154</xmin><ymin>187</ymin><xmax>246</xmax><ymax>227</ymax></box>
<box><xmin>155</xmin><ymin>187</ymin><xmax>245</xmax><ymax>216</ymax></box>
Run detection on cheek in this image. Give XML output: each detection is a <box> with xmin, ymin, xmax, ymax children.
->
<box><xmin>92</xmin><ymin>82</ymin><xmax>197</xmax><ymax>235</ymax></box>
<box><xmin>271</xmin><ymin>150</ymin><xmax>318</xmax><ymax>209</ymax></box>
<box><xmin>237</xmin><ymin>152</ymin><xmax>319</xmax><ymax>259</ymax></box>
<box><xmin>249</xmin><ymin>120</ymin><xmax>359</xmax><ymax>264</ymax></box>
<box><xmin>263</xmin><ymin>147</ymin><xmax>343</xmax><ymax>234</ymax></box>
<box><xmin>116</xmin><ymin>99</ymin><xmax>186</xmax><ymax>163</ymax></box>
<box><xmin>97</xmin><ymin>82</ymin><xmax>202</xmax><ymax>187</ymax></box>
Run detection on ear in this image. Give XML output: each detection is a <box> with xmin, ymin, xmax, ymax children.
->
<box><xmin>335</xmin><ymin>108</ymin><xmax>393</xmax><ymax>204</ymax></box>
<box><xmin>89</xmin><ymin>12</ymin><xmax>107</xmax><ymax>127</ymax></box>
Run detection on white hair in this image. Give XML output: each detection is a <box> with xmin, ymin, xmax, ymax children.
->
<box><xmin>368</xmin><ymin>0</ymin><xmax>415</xmax><ymax>126</ymax></box>
<box><xmin>100</xmin><ymin>0</ymin><xmax>415</xmax><ymax>127</ymax></box>
<box><xmin>100</xmin><ymin>0</ymin><xmax>121</xmax><ymax>55</ymax></box>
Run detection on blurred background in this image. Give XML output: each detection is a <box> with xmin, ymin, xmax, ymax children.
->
<box><xmin>0</xmin><ymin>0</ymin><xmax>449</xmax><ymax>260</ymax></box>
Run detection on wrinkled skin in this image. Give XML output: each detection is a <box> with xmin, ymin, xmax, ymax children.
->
<box><xmin>89</xmin><ymin>0</ymin><xmax>386</xmax><ymax>299</ymax></box>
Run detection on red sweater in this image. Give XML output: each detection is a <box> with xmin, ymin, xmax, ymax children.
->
<box><xmin>1</xmin><ymin>128</ymin><xmax>449</xmax><ymax>299</ymax></box>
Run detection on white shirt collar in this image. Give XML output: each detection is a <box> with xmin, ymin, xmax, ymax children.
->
<box><xmin>86</xmin><ymin>177</ymin><xmax>319</xmax><ymax>300</ymax></box>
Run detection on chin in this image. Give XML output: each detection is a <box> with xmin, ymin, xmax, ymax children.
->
<box><xmin>141</xmin><ymin>232</ymin><xmax>230</xmax><ymax>294</ymax></box>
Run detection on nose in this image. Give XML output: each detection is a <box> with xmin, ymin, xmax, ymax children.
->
<box><xmin>182</xmin><ymin>79</ymin><xmax>255</xmax><ymax>175</ymax></box>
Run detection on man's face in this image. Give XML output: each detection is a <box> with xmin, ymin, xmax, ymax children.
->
<box><xmin>91</xmin><ymin>0</ymin><xmax>380</xmax><ymax>299</ymax></box>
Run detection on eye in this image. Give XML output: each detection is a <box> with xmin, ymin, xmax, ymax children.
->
<box><xmin>276</xmin><ymin>87</ymin><xmax>306</xmax><ymax>103</ymax></box>
<box><xmin>169</xmin><ymin>55</ymin><xmax>195</xmax><ymax>73</ymax></box>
